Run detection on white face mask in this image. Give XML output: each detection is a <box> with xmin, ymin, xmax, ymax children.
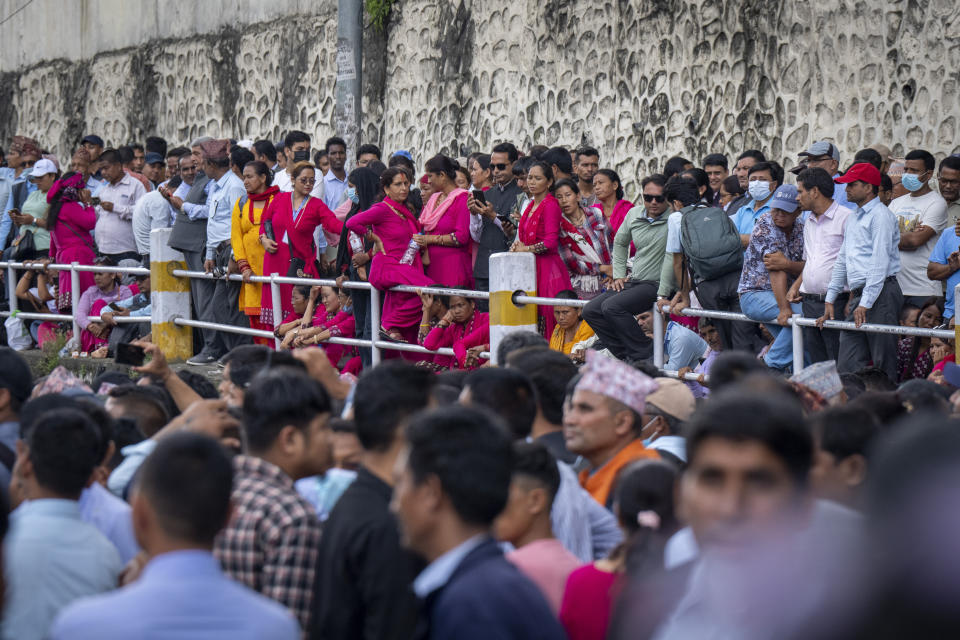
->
<box><xmin>748</xmin><ymin>180</ymin><xmax>771</xmax><ymax>202</ymax></box>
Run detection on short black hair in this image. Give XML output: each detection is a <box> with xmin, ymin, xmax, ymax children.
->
<box><xmin>464</xmin><ymin>368</ymin><xmax>538</xmax><ymax>439</ymax></box>
<box><xmin>664</xmin><ymin>175</ymin><xmax>700</xmax><ymax>207</ymax></box>
<box><xmin>253</xmin><ymin>139</ymin><xmax>277</xmax><ymax>163</ymax></box>
<box><xmin>747</xmin><ymin>160</ymin><xmax>784</xmax><ymax>185</ymax></box>
<box><xmin>20</xmin><ymin>393</ymin><xmax>113</xmax><ymax>463</ymax></box>
<box><xmin>166</xmin><ymin>145</ymin><xmax>189</xmax><ymax>159</ymax></box>
<box><xmin>284</xmin><ymin>130</ymin><xmax>310</xmax><ymax>149</ymax></box>
<box><xmin>702</xmin><ymin>153</ymin><xmax>728</xmax><ymax>170</ymax></box>
<box><xmin>809</xmin><ymin>406</ymin><xmax>880</xmax><ymax>461</ymax></box>
<box><xmin>840</xmin><ymin>373</ymin><xmax>867</xmax><ymax>401</ymax></box>
<box><xmin>0</xmin><ymin>347</ymin><xmax>33</xmax><ymax>413</ymax></box>
<box><xmin>512</xmin><ymin>157</ymin><xmax>533</xmax><ymax>176</ymax></box>
<box><xmin>904</xmin><ymin>149</ymin><xmax>936</xmax><ymax>172</ymax></box>
<box><xmin>737</xmin><ymin>149</ymin><xmax>766</xmax><ymax>163</ymax></box>
<box><xmin>686</xmin><ymin>389</ymin><xmax>812</xmax><ymax>487</ymax></box>
<box><xmin>222</xmin><ymin>345</ymin><xmax>303</xmax><ymax>389</ymax></box>
<box><xmin>663</xmin><ymin>156</ymin><xmax>692</xmax><ymax>179</ymax></box>
<box><xmin>881</xmin><ymin>173</ymin><xmax>894</xmax><ymax>192</ymax></box>
<box><xmin>357</xmin><ymin>143</ymin><xmax>382</xmax><ymax>160</ymax></box>
<box><xmin>230</xmin><ymin>146</ymin><xmax>255</xmax><ymax>171</ymax></box>
<box><xmin>117</xmin><ymin>145</ymin><xmax>135</xmax><ymax>165</ymax></box>
<box><xmin>506</xmin><ymin>347</ymin><xmax>578</xmax><ymax>426</ymax></box>
<box><xmin>325</xmin><ymin>136</ymin><xmax>347</xmax><ymax>153</ymax></box>
<box><xmin>99</xmin><ymin>149</ymin><xmax>121</xmax><ymax>166</ymax></box>
<box><xmin>107</xmin><ymin>385</ymin><xmax>171</xmax><ymax>437</ymax></box>
<box><xmin>242</xmin><ymin>367</ymin><xmax>331</xmax><ymax>452</ymax></box>
<box><xmin>721</xmin><ymin>175</ymin><xmax>745</xmax><ymax>196</ymax></box>
<box><xmin>496</xmin><ymin>330</ymin><xmax>548</xmax><ymax>367</ymax></box>
<box><xmin>27</xmin><ymin>408</ymin><xmax>102</xmax><ymax>499</ymax></box>
<box><xmin>847</xmin><ymin>391</ymin><xmax>907</xmax><ymax>426</ymax></box>
<box><xmin>897</xmin><ymin>379</ymin><xmax>952</xmax><ymax>415</ymax></box>
<box><xmin>576</xmin><ymin>146</ymin><xmax>599</xmax><ymax>160</ymax></box>
<box><xmin>313</xmin><ymin>149</ymin><xmax>328</xmax><ymax>166</ymax></box>
<box><xmin>354</xmin><ymin>361</ymin><xmax>435</xmax><ymax>452</ymax></box>
<box><xmin>388</xmin><ymin>154</ymin><xmax>415</xmax><ymax>174</ymax></box>
<box><xmin>541</xmin><ymin>147</ymin><xmax>573</xmax><ymax>175</ymax></box>
<box><xmin>176</xmin><ymin>369</ymin><xmax>219</xmax><ymax>399</ymax></box>
<box><xmin>136</xmin><ymin>432</ymin><xmax>233</xmax><ymax>545</ymax></box>
<box><xmin>940</xmin><ymin>155</ymin><xmax>960</xmax><ymax>173</ymax></box>
<box><xmin>405</xmin><ymin>405</ymin><xmax>514</xmax><ymax>526</ymax></box>
<box><xmin>852</xmin><ymin>148</ymin><xmax>883</xmax><ymax>171</ymax></box>
<box><xmin>145</xmin><ymin>136</ymin><xmax>167</xmax><ymax>157</ymax></box>
<box><xmin>855</xmin><ymin>367</ymin><xmax>896</xmax><ymax>392</ymax></box>
<box><xmin>512</xmin><ymin>440</ymin><xmax>560</xmax><ymax>504</ymax></box>
<box><xmin>797</xmin><ymin>167</ymin><xmax>835</xmax><ymax>199</ymax></box>
<box><xmin>707</xmin><ymin>351</ymin><xmax>768</xmax><ymax>394</ymax></box>
<box><xmin>641</xmin><ymin>173</ymin><xmax>667</xmax><ymax>190</ymax></box>
<box><xmin>492</xmin><ymin>142</ymin><xmax>519</xmax><ymax>162</ymax></box>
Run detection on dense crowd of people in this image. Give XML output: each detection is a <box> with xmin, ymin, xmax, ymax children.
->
<box><xmin>1</xmin><ymin>126</ymin><xmax>960</xmax><ymax>637</ymax></box>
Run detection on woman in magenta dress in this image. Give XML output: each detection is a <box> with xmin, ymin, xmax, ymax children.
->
<box><xmin>295</xmin><ymin>285</ymin><xmax>356</xmax><ymax>369</ymax></box>
<box><xmin>592</xmin><ymin>169</ymin><xmax>633</xmax><ymax>244</ymax></box>
<box><xmin>511</xmin><ymin>161</ymin><xmax>573</xmax><ymax>337</ymax></box>
<box><xmin>259</xmin><ymin>162</ymin><xmax>343</xmax><ymax>326</ymax></box>
<box><xmin>45</xmin><ymin>172</ymin><xmax>97</xmax><ymax>311</ymax></box>
<box><xmin>413</xmin><ymin>155</ymin><xmax>473</xmax><ymax>288</ymax></box>
<box><xmin>418</xmin><ymin>289</ymin><xmax>489</xmax><ymax>370</ymax></box>
<box><xmin>346</xmin><ymin>167</ymin><xmax>432</xmax><ymax>343</ymax></box>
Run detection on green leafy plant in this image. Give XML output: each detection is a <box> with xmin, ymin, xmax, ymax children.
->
<box><xmin>366</xmin><ymin>0</ymin><xmax>394</xmax><ymax>32</ymax></box>
<box><xmin>36</xmin><ymin>331</ymin><xmax>68</xmax><ymax>377</ymax></box>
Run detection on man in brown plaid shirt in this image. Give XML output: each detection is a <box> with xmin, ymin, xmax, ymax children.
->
<box><xmin>215</xmin><ymin>367</ymin><xmax>334</xmax><ymax>636</ymax></box>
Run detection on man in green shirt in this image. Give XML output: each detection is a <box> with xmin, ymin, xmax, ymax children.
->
<box><xmin>582</xmin><ymin>174</ymin><xmax>670</xmax><ymax>362</ymax></box>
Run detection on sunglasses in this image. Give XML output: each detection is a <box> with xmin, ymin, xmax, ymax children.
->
<box><xmin>491</xmin><ymin>163</ymin><xmax>509</xmax><ymax>171</ymax></box>
<box><xmin>643</xmin><ymin>194</ymin><xmax>666</xmax><ymax>203</ymax></box>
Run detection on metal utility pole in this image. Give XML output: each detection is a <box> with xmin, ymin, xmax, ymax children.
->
<box><xmin>334</xmin><ymin>0</ymin><xmax>363</xmax><ymax>161</ymax></box>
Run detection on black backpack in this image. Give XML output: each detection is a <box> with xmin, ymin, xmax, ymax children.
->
<box><xmin>679</xmin><ymin>204</ymin><xmax>743</xmax><ymax>282</ymax></box>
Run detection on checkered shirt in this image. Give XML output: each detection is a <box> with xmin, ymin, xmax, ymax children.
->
<box><xmin>214</xmin><ymin>455</ymin><xmax>322</xmax><ymax>635</ymax></box>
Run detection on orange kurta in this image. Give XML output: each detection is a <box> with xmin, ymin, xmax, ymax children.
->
<box><xmin>579</xmin><ymin>439</ymin><xmax>660</xmax><ymax>507</ymax></box>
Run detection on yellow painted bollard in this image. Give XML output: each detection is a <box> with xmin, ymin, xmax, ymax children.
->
<box><xmin>150</xmin><ymin>227</ymin><xmax>193</xmax><ymax>361</ymax></box>
<box><xmin>488</xmin><ymin>252</ymin><xmax>538</xmax><ymax>365</ymax></box>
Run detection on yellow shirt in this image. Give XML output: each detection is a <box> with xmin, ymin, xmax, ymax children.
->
<box><xmin>549</xmin><ymin>320</ymin><xmax>595</xmax><ymax>354</ymax></box>
<box><xmin>231</xmin><ymin>195</ymin><xmax>272</xmax><ymax>315</ymax></box>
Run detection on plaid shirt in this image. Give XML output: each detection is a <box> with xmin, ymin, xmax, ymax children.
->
<box><xmin>214</xmin><ymin>455</ymin><xmax>321</xmax><ymax>636</ymax></box>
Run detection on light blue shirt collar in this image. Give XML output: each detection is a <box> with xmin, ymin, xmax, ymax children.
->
<box><xmin>854</xmin><ymin>196</ymin><xmax>881</xmax><ymax>217</ymax></box>
<box><xmin>413</xmin><ymin>534</ymin><xmax>486</xmax><ymax>598</ymax></box>
<box><xmin>141</xmin><ymin>549</ymin><xmax>222</xmax><ymax>581</ymax></box>
<box><xmin>14</xmin><ymin>498</ymin><xmax>82</xmax><ymax>521</ymax></box>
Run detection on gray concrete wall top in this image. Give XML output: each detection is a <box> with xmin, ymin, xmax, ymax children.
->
<box><xmin>0</xmin><ymin>0</ymin><xmax>326</xmax><ymax>71</ymax></box>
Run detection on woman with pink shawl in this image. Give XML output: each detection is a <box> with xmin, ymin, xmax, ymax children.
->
<box><xmin>345</xmin><ymin>167</ymin><xmax>432</xmax><ymax>344</ymax></box>
<box><xmin>45</xmin><ymin>172</ymin><xmax>97</xmax><ymax>311</ymax></box>
<box><xmin>413</xmin><ymin>154</ymin><xmax>473</xmax><ymax>288</ymax></box>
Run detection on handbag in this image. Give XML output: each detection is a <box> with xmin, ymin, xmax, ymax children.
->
<box><xmin>12</xmin><ymin>230</ymin><xmax>37</xmax><ymax>261</ymax></box>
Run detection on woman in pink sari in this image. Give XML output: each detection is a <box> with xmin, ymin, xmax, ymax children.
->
<box><xmin>511</xmin><ymin>161</ymin><xmax>573</xmax><ymax>337</ymax></box>
<box><xmin>413</xmin><ymin>155</ymin><xmax>473</xmax><ymax>288</ymax></box>
<box><xmin>45</xmin><ymin>172</ymin><xmax>97</xmax><ymax>311</ymax></box>
<box><xmin>259</xmin><ymin>162</ymin><xmax>343</xmax><ymax>326</ymax></box>
<box><xmin>592</xmin><ymin>169</ymin><xmax>633</xmax><ymax>245</ymax></box>
<box><xmin>418</xmin><ymin>289</ymin><xmax>489</xmax><ymax>370</ymax></box>
<box><xmin>295</xmin><ymin>285</ymin><xmax>356</xmax><ymax>369</ymax></box>
<box><xmin>345</xmin><ymin>167</ymin><xmax>432</xmax><ymax>343</ymax></box>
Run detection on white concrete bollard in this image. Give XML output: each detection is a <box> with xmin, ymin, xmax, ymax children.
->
<box><xmin>150</xmin><ymin>228</ymin><xmax>193</xmax><ymax>361</ymax></box>
<box><xmin>488</xmin><ymin>252</ymin><xmax>538</xmax><ymax>365</ymax></box>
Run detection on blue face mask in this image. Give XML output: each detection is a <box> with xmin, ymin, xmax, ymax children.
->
<box><xmin>901</xmin><ymin>172</ymin><xmax>925</xmax><ymax>192</ymax></box>
<box><xmin>346</xmin><ymin>187</ymin><xmax>359</xmax><ymax>204</ymax></box>
<box><xmin>748</xmin><ymin>180</ymin><xmax>771</xmax><ymax>202</ymax></box>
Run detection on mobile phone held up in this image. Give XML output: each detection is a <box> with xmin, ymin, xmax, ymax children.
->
<box><xmin>471</xmin><ymin>189</ymin><xmax>487</xmax><ymax>206</ymax></box>
<box><xmin>115</xmin><ymin>342</ymin><xmax>146</xmax><ymax>367</ymax></box>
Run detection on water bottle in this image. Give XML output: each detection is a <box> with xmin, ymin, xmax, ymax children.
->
<box><xmin>349</xmin><ymin>232</ymin><xmax>364</xmax><ymax>253</ymax></box>
<box><xmin>399</xmin><ymin>239</ymin><xmax>419</xmax><ymax>265</ymax></box>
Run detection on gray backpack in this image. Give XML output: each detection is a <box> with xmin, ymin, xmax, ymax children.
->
<box><xmin>679</xmin><ymin>204</ymin><xmax>743</xmax><ymax>281</ymax></box>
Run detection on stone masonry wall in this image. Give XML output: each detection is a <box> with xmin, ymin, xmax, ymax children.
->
<box><xmin>1</xmin><ymin>0</ymin><xmax>958</xmax><ymax>193</ymax></box>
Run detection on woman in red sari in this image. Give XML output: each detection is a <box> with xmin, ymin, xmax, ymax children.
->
<box><xmin>414</xmin><ymin>155</ymin><xmax>473</xmax><ymax>288</ymax></box>
<box><xmin>345</xmin><ymin>167</ymin><xmax>433</xmax><ymax>343</ymax></box>
<box><xmin>511</xmin><ymin>161</ymin><xmax>573</xmax><ymax>337</ymax></box>
<box><xmin>258</xmin><ymin>161</ymin><xmax>343</xmax><ymax>326</ymax></box>
<box><xmin>592</xmin><ymin>169</ymin><xmax>633</xmax><ymax>245</ymax></box>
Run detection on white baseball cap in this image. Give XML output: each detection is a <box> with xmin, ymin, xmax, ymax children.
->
<box><xmin>29</xmin><ymin>158</ymin><xmax>58</xmax><ymax>178</ymax></box>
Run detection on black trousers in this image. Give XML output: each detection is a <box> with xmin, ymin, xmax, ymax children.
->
<box><xmin>837</xmin><ymin>278</ymin><xmax>903</xmax><ymax>382</ymax></box>
<box><xmin>801</xmin><ymin>293</ymin><xmax>848</xmax><ymax>364</ymax></box>
<box><xmin>582</xmin><ymin>280</ymin><xmax>657</xmax><ymax>362</ymax></box>
<box><xmin>181</xmin><ymin>249</ymin><xmax>217</xmax><ymax>355</ymax></box>
<box><xmin>695</xmin><ymin>270</ymin><xmax>756</xmax><ymax>352</ymax></box>
<box><xmin>210</xmin><ymin>245</ymin><xmax>252</xmax><ymax>356</ymax></box>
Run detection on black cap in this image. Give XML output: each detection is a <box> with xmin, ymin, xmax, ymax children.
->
<box><xmin>144</xmin><ymin>152</ymin><xmax>165</xmax><ymax>165</ymax></box>
<box><xmin>81</xmin><ymin>135</ymin><xmax>104</xmax><ymax>147</ymax></box>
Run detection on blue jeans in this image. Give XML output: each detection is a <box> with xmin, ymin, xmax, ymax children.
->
<box><xmin>739</xmin><ymin>290</ymin><xmax>801</xmax><ymax>370</ymax></box>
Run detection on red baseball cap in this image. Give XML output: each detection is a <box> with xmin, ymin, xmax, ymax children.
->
<box><xmin>834</xmin><ymin>162</ymin><xmax>881</xmax><ymax>187</ymax></box>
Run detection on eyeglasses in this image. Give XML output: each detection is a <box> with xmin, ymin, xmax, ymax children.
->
<box><xmin>491</xmin><ymin>163</ymin><xmax>509</xmax><ymax>171</ymax></box>
<box><xmin>643</xmin><ymin>194</ymin><xmax>665</xmax><ymax>203</ymax></box>
<box><xmin>297</xmin><ymin>178</ymin><xmax>316</xmax><ymax>184</ymax></box>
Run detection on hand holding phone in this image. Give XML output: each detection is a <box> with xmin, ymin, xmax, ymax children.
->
<box><xmin>115</xmin><ymin>342</ymin><xmax>146</xmax><ymax>367</ymax></box>
<box><xmin>471</xmin><ymin>189</ymin><xmax>487</xmax><ymax>206</ymax></box>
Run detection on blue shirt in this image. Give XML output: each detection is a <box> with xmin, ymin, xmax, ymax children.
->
<box><xmin>322</xmin><ymin>170</ymin><xmax>348</xmax><ymax>211</ymax></box>
<box><xmin>78</xmin><ymin>483</ymin><xmax>141</xmax><ymax>564</ymax></box>
<box><xmin>414</xmin><ymin>534</ymin><xmax>486</xmax><ymax>598</ymax></box>
<box><xmin>832</xmin><ymin>176</ymin><xmax>856</xmax><ymax>210</ymax></box>
<box><xmin>826</xmin><ymin>197</ymin><xmax>901</xmax><ymax>309</ymax></box>
<box><xmin>663</xmin><ymin>321</ymin><xmax>709</xmax><ymax>372</ymax></box>
<box><xmin>107</xmin><ymin>438</ymin><xmax>157</xmax><ymax>497</ymax></box>
<box><xmin>3</xmin><ymin>499</ymin><xmax>122</xmax><ymax>640</ymax></box>
<box><xmin>180</xmin><ymin>180</ymin><xmax>214</xmax><ymax>220</ymax></box>
<box><xmin>731</xmin><ymin>199</ymin><xmax>771</xmax><ymax>237</ymax></box>
<box><xmin>204</xmin><ymin>171</ymin><xmax>247</xmax><ymax>259</ymax></box>
<box><xmin>0</xmin><ymin>421</ymin><xmax>18</xmax><ymax>494</ymax></box>
<box><xmin>1</xmin><ymin>171</ymin><xmax>38</xmax><ymax>250</ymax></box>
<box><xmin>49</xmin><ymin>550</ymin><xmax>300</xmax><ymax>640</ymax></box>
<box><xmin>928</xmin><ymin>227</ymin><xmax>960</xmax><ymax>319</ymax></box>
